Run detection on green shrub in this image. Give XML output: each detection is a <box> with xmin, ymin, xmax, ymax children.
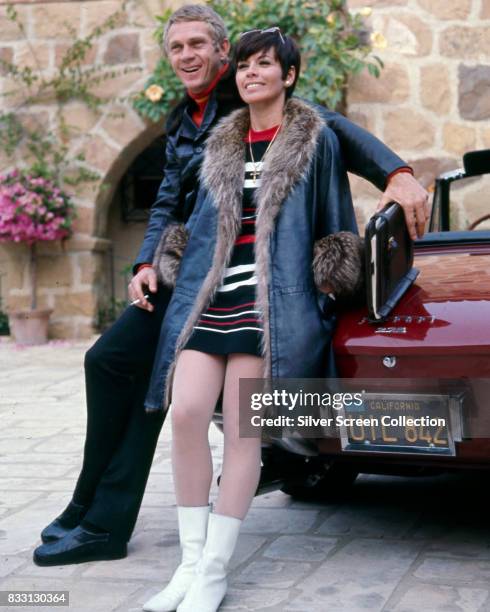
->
<box><xmin>133</xmin><ymin>0</ymin><xmax>382</xmax><ymax>122</ymax></box>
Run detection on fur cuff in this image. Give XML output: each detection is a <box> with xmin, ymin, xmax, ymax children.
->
<box><xmin>313</xmin><ymin>232</ymin><xmax>365</xmax><ymax>303</ymax></box>
<box><xmin>152</xmin><ymin>223</ymin><xmax>189</xmax><ymax>288</ymax></box>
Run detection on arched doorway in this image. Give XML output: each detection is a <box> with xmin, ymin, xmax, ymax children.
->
<box><xmin>100</xmin><ymin>135</ymin><xmax>167</xmax><ymax>328</ymax></box>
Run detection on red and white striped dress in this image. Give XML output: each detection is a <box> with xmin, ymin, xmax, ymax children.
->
<box><xmin>184</xmin><ymin>127</ymin><xmax>277</xmax><ymax>356</ymax></box>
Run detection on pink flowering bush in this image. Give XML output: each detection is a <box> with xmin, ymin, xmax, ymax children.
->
<box><xmin>0</xmin><ymin>170</ymin><xmax>75</xmax><ymax>311</ymax></box>
<box><xmin>0</xmin><ymin>170</ymin><xmax>74</xmax><ymax>245</ymax></box>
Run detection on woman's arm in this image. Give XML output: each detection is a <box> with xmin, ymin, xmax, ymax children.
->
<box><xmin>315</xmin><ymin>126</ymin><xmax>358</xmax><ymax>236</ymax></box>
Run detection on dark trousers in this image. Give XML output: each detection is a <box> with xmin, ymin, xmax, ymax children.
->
<box><xmin>71</xmin><ymin>287</ymin><xmax>172</xmax><ymax>542</ymax></box>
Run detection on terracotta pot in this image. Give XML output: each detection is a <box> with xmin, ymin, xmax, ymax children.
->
<box><xmin>8</xmin><ymin>309</ymin><xmax>53</xmax><ymax>345</ymax></box>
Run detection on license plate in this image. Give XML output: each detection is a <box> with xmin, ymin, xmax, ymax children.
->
<box><xmin>338</xmin><ymin>392</ymin><xmax>463</xmax><ymax>456</ymax></box>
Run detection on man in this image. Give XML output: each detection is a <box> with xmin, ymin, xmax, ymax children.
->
<box><xmin>33</xmin><ymin>4</ymin><xmax>429</xmax><ymax>566</ymax></box>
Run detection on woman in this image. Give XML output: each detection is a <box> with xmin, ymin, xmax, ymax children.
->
<box><xmin>143</xmin><ymin>28</ymin><xmax>360</xmax><ymax>612</ymax></box>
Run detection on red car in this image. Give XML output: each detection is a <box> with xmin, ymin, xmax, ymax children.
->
<box><xmin>215</xmin><ymin>149</ymin><xmax>490</xmax><ymax>499</ymax></box>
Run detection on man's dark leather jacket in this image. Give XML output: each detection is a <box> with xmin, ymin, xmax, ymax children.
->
<box><xmin>134</xmin><ymin>66</ymin><xmax>406</xmax><ymax>270</ymax></box>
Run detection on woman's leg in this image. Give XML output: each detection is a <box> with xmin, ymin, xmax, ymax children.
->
<box><xmin>178</xmin><ymin>353</ymin><xmax>263</xmax><ymax>612</ymax></box>
<box><xmin>171</xmin><ymin>349</ymin><xmax>226</xmax><ymax>506</ymax></box>
<box><xmin>143</xmin><ymin>350</ymin><xmax>225</xmax><ymax>612</ymax></box>
<box><xmin>214</xmin><ymin>353</ymin><xmax>263</xmax><ymax>518</ymax></box>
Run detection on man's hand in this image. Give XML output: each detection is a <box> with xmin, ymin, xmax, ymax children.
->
<box><xmin>377</xmin><ymin>172</ymin><xmax>430</xmax><ymax>240</ymax></box>
<box><xmin>128</xmin><ymin>266</ymin><xmax>157</xmax><ymax>312</ymax></box>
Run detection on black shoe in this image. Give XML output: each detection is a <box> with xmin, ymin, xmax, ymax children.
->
<box><xmin>41</xmin><ymin>501</ymin><xmax>88</xmax><ymax>543</ymax></box>
<box><xmin>33</xmin><ymin>526</ymin><xmax>127</xmax><ymax>566</ymax></box>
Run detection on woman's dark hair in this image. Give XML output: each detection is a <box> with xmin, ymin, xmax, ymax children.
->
<box><xmin>233</xmin><ymin>29</ymin><xmax>301</xmax><ymax>99</ymax></box>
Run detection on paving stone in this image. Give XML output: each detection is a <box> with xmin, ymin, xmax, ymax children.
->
<box><xmin>4</xmin><ymin>332</ymin><xmax>490</xmax><ymax>611</ymax></box>
<box><xmin>17</xmin><ymin>559</ymin><xmax>80</xmax><ymax>578</ymax></box>
<box><xmin>286</xmin><ymin>539</ymin><xmax>423</xmax><ymax>611</ymax></box>
<box><xmin>0</xmin><ymin>555</ymin><xmax>28</xmax><ymax>578</ymax></box>
<box><xmin>61</xmin><ymin>425</ymin><xmax>87</xmax><ymax>433</ymax></box>
<box><xmin>235</xmin><ymin>559</ymin><xmax>311</xmax><ymax>589</ymax></box>
<box><xmin>138</xmin><ymin>491</ymin><xmax>178</xmax><ymax>507</ymax></box>
<box><xmin>1</xmin><ymin>577</ymin><xmax>140</xmax><ymax>612</ymax></box>
<box><xmin>0</xmin><ymin>463</ymin><xmax>72</xmax><ymax>478</ymax></box>
<box><xmin>0</xmin><ymin>478</ymin><xmax>74</xmax><ymax>492</ymax></box>
<box><xmin>0</xmin><ymin>427</ymin><xmax>57</xmax><ymax>440</ymax></box>
<box><xmin>65</xmin><ymin>466</ymin><xmax>87</xmax><ymax>479</ymax></box>
<box><xmin>137</xmin><ymin>491</ymin><xmax>176</xmax><ymax>508</ymax></box>
<box><xmin>14</xmin><ymin>415</ymin><xmax>84</xmax><ymax>427</ymax></box>
<box><xmin>32</xmin><ymin>435</ymin><xmax>84</xmax><ymax>454</ymax></box>
<box><xmin>404</xmin><ymin>511</ymin><xmax>454</xmax><ymax>540</ymax></box>
<box><xmin>140</xmin><ymin>474</ymin><xmax>172</xmax><ymax>495</ymax></box>
<box><xmin>0</xmin><ymin>496</ymin><xmax>79</xmax><ymax>554</ymax></box>
<box><xmin>132</xmin><ymin>507</ymin><xmax>183</xmax><ymax>533</ymax></box>
<box><xmin>40</xmin><ymin>380</ymin><xmax>85</xmax><ymax>396</ymax></box>
<box><xmin>229</xmin><ymin>535</ymin><xmax>268</xmax><ymax>571</ymax></box>
<box><xmin>43</xmin><ymin>491</ymin><xmax>75</xmax><ymax>504</ymax></box>
<box><xmin>82</xmin><ymin>545</ymin><xmax>179</xmax><ymax>582</ymax></box>
<box><xmin>0</xmin><ymin>491</ymin><xmax>43</xmax><ymax>507</ymax></box>
<box><xmin>131</xmin><ymin>585</ymin><xmax>289</xmax><ymax>612</ymax></box>
<box><xmin>242</xmin><ymin>508</ymin><xmax>318</xmax><ymax>535</ymax></box>
<box><xmin>390</xmin><ymin>583</ymin><xmax>488</xmax><ymax>611</ymax></box>
<box><xmin>425</xmin><ymin>527</ymin><xmax>490</xmax><ymax>560</ymax></box>
<box><xmin>124</xmin><ymin>526</ymin><xmax>178</xmax><ymax>554</ymax></box>
<box><xmin>146</xmin><ymin>459</ymin><xmax>173</xmax><ymax>474</ymax></box>
<box><xmin>220</xmin><ymin>587</ymin><xmax>290</xmax><ymax>610</ymax></box>
<box><xmin>249</xmin><ymin>491</ymin><xmax>293</xmax><ymax>508</ymax></box>
<box><xmin>0</xmin><ymin>438</ymin><xmax>39</xmax><ymax>453</ymax></box>
<box><xmin>414</xmin><ymin>557</ymin><xmax>490</xmax><ymax>584</ymax></box>
<box><xmin>289</xmin><ymin>497</ymin><xmax>334</xmax><ymax>511</ymax></box>
<box><xmin>263</xmin><ymin>535</ymin><xmax>338</xmax><ymax>562</ymax></box>
<box><xmin>316</xmin><ymin>503</ymin><xmax>420</xmax><ymax>538</ymax></box>
<box><xmin>0</xmin><ymin>452</ymin><xmax>81</xmax><ymax>465</ymax></box>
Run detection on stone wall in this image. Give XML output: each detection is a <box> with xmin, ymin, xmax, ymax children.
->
<box><xmin>0</xmin><ymin>0</ymin><xmax>168</xmax><ymax>337</ymax></box>
<box><xmin>346</xmin><ymin>0</ymin><xmax>490</xmax><ymax>225</ymax></box>
<box><xmin>0</xmin><ymin>0</ymin><xmax>488</xmax><ymax>338</ymax></box>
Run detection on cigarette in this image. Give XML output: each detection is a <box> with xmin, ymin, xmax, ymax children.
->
<box><xmin>130</xmin><ymin>294</ymin><xmax>150</xmax><ymax>306</ymax></box>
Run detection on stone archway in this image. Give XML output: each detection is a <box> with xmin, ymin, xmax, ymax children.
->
<box><xmin>72</xmin><ymin>109</ymin><xmax>165</xmax><ymax>336</ymax></box>
<box><xmin>103</xmin><ymin>132</ymin><xmax>168</xmax><ymax>318</ymax></box>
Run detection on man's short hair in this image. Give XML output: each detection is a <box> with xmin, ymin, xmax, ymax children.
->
<box><xmin>163</xmin><ymin>4</ymin><xmax>228</xmax><ymax>54</ymax></box>
<box><xmin>233</xmin><ymin>29</ymin><xmax>301</xmax><ymax>99</ymax></box>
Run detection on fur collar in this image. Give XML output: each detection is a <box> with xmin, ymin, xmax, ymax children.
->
<box><xmin>164</xmin><ymin>99</ymin><xmax>324</xmax><ymax>407</ymax></box>
<box><xmin>201</xmin><ymin>97</ymin><xmax>324</xmax><ymax>218</ymax></box>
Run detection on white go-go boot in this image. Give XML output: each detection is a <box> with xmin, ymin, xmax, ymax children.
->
<box><xmin>143</xmin><ymin>505</ymin><xmax>210</xmax><ymax>612</ymax></box>
<box><xmin>177</xmin><ymin>512</ymin><xmax>242</xmax><ymax>612</ymax></box>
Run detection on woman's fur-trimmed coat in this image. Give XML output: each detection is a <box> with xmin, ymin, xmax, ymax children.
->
<box><xmin>144</xmin><ymin>98</ymin><xmax>358</xmax><ymax>412</ymax></box>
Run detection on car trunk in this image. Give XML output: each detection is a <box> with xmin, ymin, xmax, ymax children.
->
<box><xmin>334</xmin><ymin>249</ymin><xmax>490</xmax><ymax>378</ymax></box>
<box><xmin>325</xmin><ymin>247</ymin><xmax>490</xmax><ymax>466</ymax></box>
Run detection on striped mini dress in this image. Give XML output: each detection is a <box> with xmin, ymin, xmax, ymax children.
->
<box><xmin>184</xmin><ymin>128</ymin><xmax>277</xmax><ymax>356</ymax></box>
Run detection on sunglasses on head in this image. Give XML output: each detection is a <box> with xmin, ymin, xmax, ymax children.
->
<box><xmin>239</xmin><ymin>26</ymin><xmax>285</xmax><ymax>45</ymax></box>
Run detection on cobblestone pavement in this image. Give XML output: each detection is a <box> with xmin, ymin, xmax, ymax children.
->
<box><xmin>1</xmin><ymin>338</ymin><xmax>490</xmax><ymax>612</ymax></box>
